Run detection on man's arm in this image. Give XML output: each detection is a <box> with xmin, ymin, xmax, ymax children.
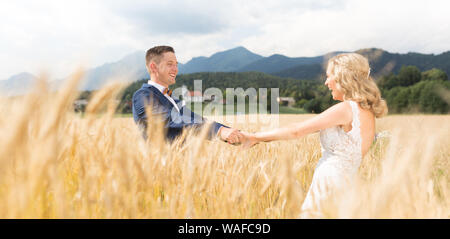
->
<box><xmin>180</xmin><ymin>104</ymin><xmax>243</xmax><ymax>143</ymax></box>
<box><xmin>133</xmin><ymin>89</ymin><xmax>242</xmax><ymax>142</ymax></box>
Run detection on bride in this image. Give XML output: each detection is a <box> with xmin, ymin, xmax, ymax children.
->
<box><xmin>241</xmin><ymin>53</ymin><xmax>388</xmax><ymax>217</ymax></box>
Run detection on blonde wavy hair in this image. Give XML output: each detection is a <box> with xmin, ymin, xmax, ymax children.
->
<box><xmin>327</xmin><ymin>53</ymin><xmax>388</xmax><ymax>117</ymax></box>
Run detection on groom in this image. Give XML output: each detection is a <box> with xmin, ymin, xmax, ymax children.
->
<box><xmin>132</xmin><ymin>45</ymin><xmax>243</xmax><ymax>144</ymax></box>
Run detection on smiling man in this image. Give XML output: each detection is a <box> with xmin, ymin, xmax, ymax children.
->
<box><xmin>132</xmin><ymin>45</ymin><xmax>243</xmax><ymax>144</ymax></box>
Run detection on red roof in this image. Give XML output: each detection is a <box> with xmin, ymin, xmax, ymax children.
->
<box><xmin>189</xmin><ymin>91</ymin><xmax>202</xmax><ymax>97</ymax></box>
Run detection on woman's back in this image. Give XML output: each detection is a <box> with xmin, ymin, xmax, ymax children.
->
<box><xmin>357</xmin><ymin>104</ymin><xmax>375</xmax><ymax>156</ymax></box>
<box><xmin>340</xmin><ymin>101</ymin><xmax>375</xmax><ymax>157</ymax></box>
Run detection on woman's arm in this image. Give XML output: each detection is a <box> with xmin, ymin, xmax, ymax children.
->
<box><xmin>248</xmin><ymin>101</ymin><xmax>353</xmax><ymax>144</ymax></box>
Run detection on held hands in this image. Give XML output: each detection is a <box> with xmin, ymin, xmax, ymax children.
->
<box><xmin>218</xmin><ymin>127</ymin><xmax>260</xmax><ymax>148</ymax></box>
<box><xmin>219</xmin><ymin>127</ymin><xmax>244</xmax><ymax>145</ymax></box>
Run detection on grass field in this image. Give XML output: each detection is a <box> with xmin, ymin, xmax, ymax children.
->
<box><xmin>0</xmin><ymin>75</ymin><xmax>448</xmax><ymax>218</ymax></box>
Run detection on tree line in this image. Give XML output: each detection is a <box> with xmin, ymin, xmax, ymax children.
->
<box><xmin>77</xmin><ymin>66</ymin><xmax>449</xmax><ymax>114</ymax></box>
<box><xmin>378</xmin><ymin>66</ymin><xmax>449</xmax><ymax>113</ymax></box>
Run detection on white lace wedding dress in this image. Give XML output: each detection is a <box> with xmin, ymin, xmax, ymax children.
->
<box><xmin>300</xmin><ymin>101</ymin><xmax>362</xmax><ymax>217</ymax></box>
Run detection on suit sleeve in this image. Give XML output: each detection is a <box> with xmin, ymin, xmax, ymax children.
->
<box><xmin>180</xmin><ymin>105</ymin><xmax>228</xmax><ymax>139</ymax></box>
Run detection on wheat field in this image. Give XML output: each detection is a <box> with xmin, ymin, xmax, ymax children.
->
<box><xmin>0</xmin><ymin>74</ymin><xmax>448</xmax><ymax>219</ymax></box>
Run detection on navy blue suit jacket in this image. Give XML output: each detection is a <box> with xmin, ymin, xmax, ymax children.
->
<box><xmin>132</xmin><ymin>83</ymin><xmax>227</xmax><ymax>141</ymax></box>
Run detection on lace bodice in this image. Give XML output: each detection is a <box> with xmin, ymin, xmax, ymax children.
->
<box><xmin>318</xmin><ymin>101</ymin><xmax>362</xmax><ymax>173</ymax></box>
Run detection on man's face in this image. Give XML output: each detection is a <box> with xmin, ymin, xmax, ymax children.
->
<box><xmin>150</xmin><ymin>52</ymin><xmax>178</xmax><ymax>87</ymax></box>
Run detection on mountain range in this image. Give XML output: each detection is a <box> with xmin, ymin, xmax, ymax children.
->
<box><xmin>1</xmin><ymin>46</ymin><xmax>449</xmax><ymax>94</ymax></box>
<box><xmin>0</xmin><ymin>72</ymin><xmax>37</xmax><ymax>96</ymax></box>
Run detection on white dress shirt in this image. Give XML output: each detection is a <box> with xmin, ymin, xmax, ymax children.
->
<box><xmin>147</xmin><ymin>80</ymin><xmax>180</xmax><ymax>112</ymax></box>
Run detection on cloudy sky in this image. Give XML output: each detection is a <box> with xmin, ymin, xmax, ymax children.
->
<box><xmin>1</xmin><ymin>0</ymin><xmax>450</xmax><ymax>79</ymax></box>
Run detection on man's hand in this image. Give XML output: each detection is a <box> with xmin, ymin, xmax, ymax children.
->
<box><xmin>218</xmin><ymin>127</ymin><xmax>244</xmax><ymax>145</ymax></box>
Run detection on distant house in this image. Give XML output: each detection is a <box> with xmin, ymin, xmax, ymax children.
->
<box><xmin>187</xmin><ymin>91</ymin><xmax>203</xmax><ymax>102</ymax></box>
<box><xmin>74</xmin><ymin>99</ymin><xmax>88</xmax><ymax>112</ymax></box>
<box><xmin>277</xmin><ymin>97</ymin><xmax>295</xmax><ymax>107</ymax></box>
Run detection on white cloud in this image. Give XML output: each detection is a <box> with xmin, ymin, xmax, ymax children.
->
<box><xmin>1</xmin><ymin>0</ymin><xmax>449</xmax><ymax>79</ymax></box>
<box><xmin>0</xmin><ymin>0</ymin><xmax>138</xmax><ymax>79</ymax></box>
<box><xmin>240</xmin><ymin>0</ymin><xmax>450</xmax><ymax>57</ymax></box>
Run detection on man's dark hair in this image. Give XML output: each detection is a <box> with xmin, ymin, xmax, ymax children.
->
<box><xmin>146</xmin><ymin>45</ymin><xmax>175</xmax><ymax>65</ymax></box>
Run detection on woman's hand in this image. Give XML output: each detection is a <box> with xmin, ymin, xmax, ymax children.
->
<box><xmin>240</xmin><ymin>131</ymin><xmax>260</xmax><ymax>149</ymax></box>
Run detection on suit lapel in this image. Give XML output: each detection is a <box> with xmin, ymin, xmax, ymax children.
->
<box><xmin>145</xmin><ymin>84</ymin><xmax>174</xmax><ymax>110</ymax></box>
<box><xmin>174</xmin><ymin>98</ymin><xmax>185</xmax><ymax>114</ymax></box>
